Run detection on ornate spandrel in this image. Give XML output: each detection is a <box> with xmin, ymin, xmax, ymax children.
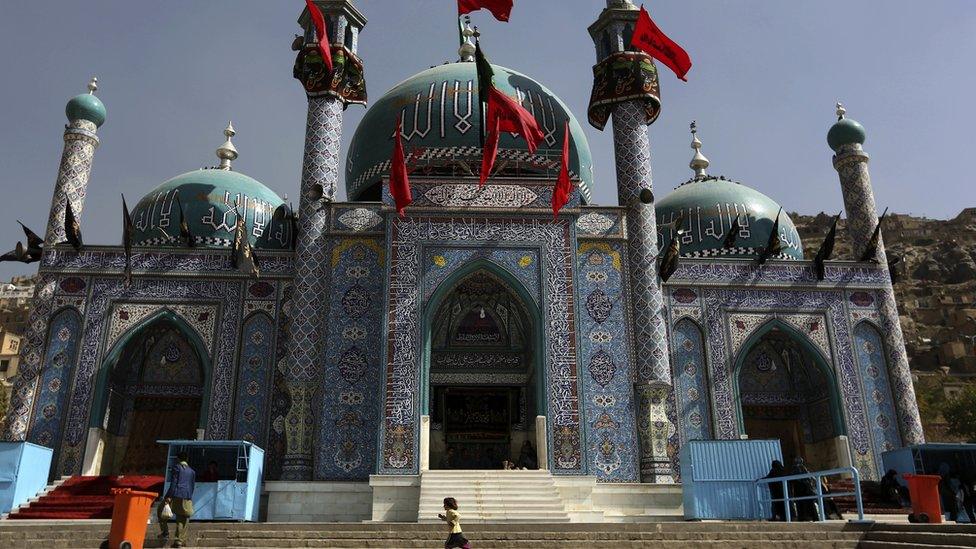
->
<box><xmin>588</xmin><ymin>51</ymin><xmax>661</xmax><ymax>131</ymax></box>
<box><xmin>293</xmin><ymin>45</ymin><xmax>367</xmax><ymax>106</ymax></box>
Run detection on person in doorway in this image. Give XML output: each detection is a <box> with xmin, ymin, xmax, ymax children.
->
<box><xmin>438</xmin><ymin>497</ymin><xmax>470</xmax><ymax>549</ymax></box>
<box><xmin>789</xmin><ymin>458</ymin><xmax>819</xmax><ymax>521</ymax></box>
<box><xmin>763</xmin><ymin>460</ymin><xmax>791</xmax><ymax>521</ymax></box>
<box><xmin>198</xmin><ymin>460</ymin><xmax>220</xmax><ymax>482</ymax></box>
<box><xmin>158</xmin><ymin>451</ymin><xmax>196</xmax><ymax>548</ymax></box>
<box><xmin>516</xmin><ymin>440</ymin><xmax>538</xmax><ymax>470</ymax></box>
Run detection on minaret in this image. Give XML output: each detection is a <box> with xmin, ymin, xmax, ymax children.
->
<box><xmin>828</xmin><ymin>103</ymin><xmax>924</xmax><ymax>446</ymax></box>
<box><xmin>589</xmin><ymin>1</ymin><xmax>674</xmax><ymax>483</ymax></box>
<box><xmin>283</xmin><ymin>0</ymin><xmax>367</xmax><ymax>480</ymax></box>
<box><xmin>45</xmin><ymin>77</ymin><xmax>105</xmax><ymax>247</ymax></box>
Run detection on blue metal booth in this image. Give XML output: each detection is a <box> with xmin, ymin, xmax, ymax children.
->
<box><xmin>680</xmin><ymin>439</ymin><xmax>784</xmax><ymax>520</ymax></box>
<box><xmin>159</xmin><ymin>440</ymin><xmax>264</xmax><ymax>522</ymax></box>
<box><xmin>0</xmin><ymin>441</ymin><xmax>53</xmax><ymax>514</ymax></box>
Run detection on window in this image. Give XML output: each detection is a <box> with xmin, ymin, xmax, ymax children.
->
<box><xmin>0</xmin><ymin>359</ymin><xmax>8</xmax><ymax>373</ymax></box>
<box><xmin>9</xmin><ymin>340</ymin><xmax>18</xmax><ymax>352</ymax></box>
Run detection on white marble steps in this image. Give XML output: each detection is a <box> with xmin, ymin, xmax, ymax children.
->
<box><xmin>417</xmin><ymin>470</ymin><xmax>571</xmax><ymax>523</ymax></box>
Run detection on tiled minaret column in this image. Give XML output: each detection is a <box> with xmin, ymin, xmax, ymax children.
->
<box><xmin>283</xmin><ymin>0</ymin><xmax>366</xmax><ymax>480</ymax></box>
<box><xmin>3</xmin><ymin>80</ymin><xmax>105</xmax><ymax>441</ymax></box>
<box><xmin>589</xmin><ymin>1</ymin><xmax>674</xmax><ymax>483</ymax></box>
<box><xmin>828</xmin><ymin>104</ymin><xmax>924</xmax><ymax>446</ymax></box>
<box><xmin>45</xmin><ymin>78</ymin><xmax>105</xmax><ymax>246</ymax></box>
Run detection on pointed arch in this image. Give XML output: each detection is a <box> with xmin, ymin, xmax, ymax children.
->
<box><xmin>732</xmin><ymin>318</ymin><xmax>845</xmax><ymax>438</ymax></box>
<box><xmin>852</xmin><ymin>320</ymin><xmax>902</xmax><ymax>459</ymax></box>
<box><xmin>233</xmin><ymin>311</ymin><xmax>275</xmax><ymax>445</ymax></box>
<box><xmin>28</xmin><ymin>307</ymin><xmax>84</xmax><ymax>455</ymax></box>
<box><xmin>90</xmin><ymin>308</ymin><xmax>213</xmax><ymax>430</ymax></box>
<box><xmin>420</xmin><ymin>258</ymin><xmax>545</xmax><ymax>417</ymax></box>
<box><xmin>672</xmin><ymin>317</ymin><xmax>712</xmax><ymax>442</ymax></box>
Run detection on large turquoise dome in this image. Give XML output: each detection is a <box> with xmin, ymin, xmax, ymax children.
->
<box><xmin>131</xmin><ymin>169</ymin><xmax>292</xmax><ymax>250</ymax></box>
<box><xmin>656</xmin><ymin>177</ymin><xmax>804</xmax><ymax>260</ymax></box>
<box><xmin>346</xmin><ymin>62</ymin><xmax>594</xmax><ymax>202</ymax></box>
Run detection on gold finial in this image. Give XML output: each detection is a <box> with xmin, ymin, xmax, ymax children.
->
<box><xmin>88</xmin><ymin>77</ymin><xmax>99</xmax><ymax>95</ymax></box>
<box><xmin>836</xmin><ymin>102</ymin><xmax>846</xmax><ymax>120</ymax></box>
<box><xmin>689</xmin><ymin>121</ymin><xmax>710</xmax><ymax>178</ymax></box>
<box><xmin>216</xmin><ymin>122</ymin><xmax>238</xmax><ymax>170</ymax></box>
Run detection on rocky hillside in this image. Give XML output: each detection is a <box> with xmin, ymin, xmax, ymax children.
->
<box><xmin>791</xmin><ymin>208</ymin><xmax>976</xmax><ymax>376</ymax></box>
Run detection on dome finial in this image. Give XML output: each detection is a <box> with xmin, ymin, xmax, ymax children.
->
<box><xmin>458</xmin><ymin>16</ymin><xmax>476</xmax><ymax>62</ymax></box>
<box><xmin>87</xmin><ymin>77</ymin><xmax>98</xmax><ymax>95</ymax></box>
<box><xmin>216</xmin><ymin>122</ymin><xmax>238</xmax><ymax>170</ymax></box>
<box><xmin>836</xmin><ymin>102</ymin><xmax>846</xmax><ymax>121</ymax></box>
<box><xmin>689</xmin><ymin>121</ymin><xmax>710</xmax><ymax>178</ymax></box>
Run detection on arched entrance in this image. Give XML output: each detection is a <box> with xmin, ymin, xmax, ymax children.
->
<box><xmin>422</xmin><ymin>265</ymin><xmax>542</xmax><ymax>470</ymax></box>
<box><xmin>735</xmin><ymin>322</ymin><xmax>845</xmax><ymax>470</ymax></box>
<box><xmin>92</xmin><ymin>312</ymin><xmax>211</xmax><ymax>475</ymax></box>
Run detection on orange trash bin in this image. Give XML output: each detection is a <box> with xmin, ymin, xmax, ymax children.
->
<box><xmin>106</xmin><ymin>488</ymin><xmax>158</xmax><ymax>549</ymax></box>
<box><xmin>903</xmin><ymin>473</ymin><xmax>943</xmax><ymax>524</ymax></box>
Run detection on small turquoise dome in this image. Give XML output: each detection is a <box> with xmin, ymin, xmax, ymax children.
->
<box><xmin>131</xmin><ymin>169</ymin><xmax>292</xmax><ymax>250</ymax></box>
<box><xmin>346</xmin><ymin>62</ymin><xmax>594</xmax><ymax>202</ymax></box>
<box><xmin>656</xmin><ymin>177</ymin><xmax>804</xmax><ymax>260</ymax></box>
<box><xmin>66</xmin><ymin>94</ymin><xmax>106</xmax><ymax>127</ymax></box>
<box><xmin>827</xmin><ymin>117</ymin><xmax>866</xmax><ymax>152</ymax></box>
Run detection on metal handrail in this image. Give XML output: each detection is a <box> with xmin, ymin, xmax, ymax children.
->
<box><xmin>754</xmin><ymin>466</ymin><xmax>872</xmax><ymax>523</ymax></box>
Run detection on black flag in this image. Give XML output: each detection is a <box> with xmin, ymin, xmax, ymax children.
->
<box><xmin>887</xmin><ymin>255</ymin><xmax>901</xmax><ymax>284</ymax></box>
<box><xmin>0</xmin><ymin>242</ymin><xmax>28</xmax><ymax>263</ymax></box>
<box><xmin>18</xmin><ymin>221</ymin><xmax>43</xmax><ymax>257</ymax></box>
<box><xmin>288</xmin><ymin>203</ymin><xmax>299</xmax><ymax>251</ymax></box>
<box><xmin>474</xmin><ymin>40</ymin><xmax>494</xmax><ymax>147</ymax></box>
<box><xmin>813</xmin><ymin>212</ymin><xmax>841</xmax><ymax>281</ymax></box>
<box><xmin>723</xmin><ymin>215</ymin><xmax>741</xmax><ymax>249</ymax></box>
<box><xmin>659</xmin><ymin>211</ymin><xmax>685</xmax><ymax>282</ymax></box>
<box><xmin>64</xmin><ymin>201</ymin><xmax>83</xmax><ymax>251</ymax></box>
<box><xmin>232</xmin><ymin>206</ymin><xmax>260</xmax><ymax>278</ymax></box>
<box><xmin>757</xmin><ymin>208</ymin><xmax>782</xmax><ymax>265</ymax></box>
<box><xmin>122</xmin><ymin>194</ymin><xmax>133</xmax><ymax>284</ymax></box>
<box><xmin>176</xmin><ymin>194</ymin><xmax>194</xmax><ymax>247</ymax></box>
<box><xmin>859</xmin><ymin>207</ymin><xmax>888</xmax><ymax>262</ymax></box>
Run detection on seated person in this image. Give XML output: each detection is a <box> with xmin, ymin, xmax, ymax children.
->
<box><xmin>516</xmin><ymin>441</ymin><xmax>538</xmax><ymax>470</ymax></box>
<box><xmin>198</xmin><ymin>460</ymin><xmax>220</xmax><ymax>482</ymax></box>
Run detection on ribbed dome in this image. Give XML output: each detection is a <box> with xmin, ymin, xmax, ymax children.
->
<box><xmin>346</xmin><ymin>62</ymin><xmax>594</xmax><ymax>202</ymax></box>
<box><xmin>131</xmin><ymin>169</ymin><xmax>291</xmax><ymax>250</ymax></box>
<box><xmin>656</xmin><ymin>177</ymin><xmax>804</xmax><ymax>260</ymax></box>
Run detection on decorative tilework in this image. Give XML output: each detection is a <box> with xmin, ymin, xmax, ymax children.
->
<box><xmin>26</xmin><ymin>309</ymin><xmax>83</xmax><ymax>454</ymax></box>
<box><xmin>672</xmin><ymin>319</ymin><xmax>712</xmax><ymax>444</ymax></box>
<box><xmin>833</xmin><ymin>143</ymin><xmax>923</xmax><ymax>446</ymax></box>
<box><xmin>853</xmin><ymin>322</ymin><xmax>902</xmax><ymax>472</ymax></box>
<box><xmin>234</xmin><ymin>313</ymin><xmax>275</xmax><ymax>446</ymax></box>
<box><xmin>3</xmin><ymin>276</ymin><xmax>56</xmax><ymax>441</ymax></box>
<box><xmin>380</xmin><ymin>216</ymin><xmax>581</xmax><ymax>475</ymax></box>
<box><xmin>106</xmin><ymin>303</ymin><xmax>215</xmax><ymax>352</ymax></box>
<box><xmin>283</xmin><ymin>95</ymin><xmax>345</xmax><ymax>480</ymax></box>
<box><xmin>576</xmin><ymin>239</ymin><xmax>638</xmax><ymax>482</ymax></box>
<box><xmin>316</xmin><ymin>237</ymin><xmax>384</xmax><ymax>480</ymax></box>
<box><xmin>45</xmin><ymin>119</ymin><xmax>98</xmax><ymax>247</ymax></box>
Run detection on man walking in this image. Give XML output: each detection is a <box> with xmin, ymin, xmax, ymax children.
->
<box><xmin>158</xmin><ymin>451</ymin><xmax>196</xmax><ymax>548</ymax></box>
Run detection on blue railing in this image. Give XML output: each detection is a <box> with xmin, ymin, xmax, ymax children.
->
<box><xmin>754</xmin><ymin>466</ymin><xmax>872</xmax><ymax>523</ymax></box>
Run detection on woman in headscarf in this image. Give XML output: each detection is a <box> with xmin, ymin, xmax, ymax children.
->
<box><xmin>763</xmin><ymin>460</ymin><xmax>790</xmax><ymax>521</ymax></box>
<box><xmin>790</xmin><ymin>457</ymin><xmax>819</xmax><ymax>521</ymax></box>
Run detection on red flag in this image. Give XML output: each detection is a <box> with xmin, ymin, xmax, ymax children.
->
<box><xmin>306</xmin><ymin>0</ymin><xmax>333</xmax><ymax>74</ymax></box>
<box><xmin>552</xmin><ymin>121</ymin><xmax>572</xmax><ymax>219</ymax></box>
<box><xmin>631</xmin><ymin>5</ymin><xmax>691</xmax><ymax>81</ymax></box>
<box><xmin>389</xmin><ymin>116</ymin><xmax>413</xmax><ymax>218</ymax></box>
<box><xmin>458</xmin><ymin>0</ymin><xmax>513</xmax><ymax>22</ymax></box>
<box><xmin>480</xmin><ymin>86</ymin><xmax>545</xmax><ymax>185</ymax></box>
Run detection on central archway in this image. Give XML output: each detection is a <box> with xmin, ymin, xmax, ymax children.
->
<box><xmin>421</xmin><ymin>262</ymin><xmax>544</xmax><ymax>470</ymax></box>
<box><xmin>91</xmin><ymin>311</ymin><xmax>212</xmax><ymax>475</ymax></box>
<box><xmin>734</xmin><ymin>321</ymin><xmax>846</xmax><ymax>470</ymax></box>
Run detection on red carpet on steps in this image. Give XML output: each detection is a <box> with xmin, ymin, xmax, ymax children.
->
<box><xmin>8</xmin><ymin>476</ymin><xmax>164</xmax><ymax>520</ymax></box>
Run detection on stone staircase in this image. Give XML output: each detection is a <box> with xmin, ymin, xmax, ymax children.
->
<box><xmin>417</xmin><ymin>470</ymin><xmax>571</xmax><ymax>523</ymax></box>
<box><xmin>2</xmin><ymin>521</ymin><xmax>975</xmax><ymax>548</ymax></box>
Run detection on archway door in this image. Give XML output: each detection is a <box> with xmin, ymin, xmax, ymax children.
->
<box><xmin>735</xmin><ymin>322</ymin><xmax>846</xmax><ymax>471</ymax></box>
<box><xmin>423</xmin><ymin>266</ymin><xmax>543</xmax><ymax>470</ymax></box>
<box><xmin>92</xmin><ymin>312</ymin><xmax>211</xmax><ymax>476</ymax></box>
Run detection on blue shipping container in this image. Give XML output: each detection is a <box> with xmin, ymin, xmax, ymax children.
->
<box><xmin>680</xmin><ymin>439</ymin><xmax>783</xmax><ymax>520</ymax></box>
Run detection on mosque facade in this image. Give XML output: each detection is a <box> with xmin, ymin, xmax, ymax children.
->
<box><xmin>3</xmin><ymin>0</ymin><xmax>922</xmax><ymax>503</ymax></box>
